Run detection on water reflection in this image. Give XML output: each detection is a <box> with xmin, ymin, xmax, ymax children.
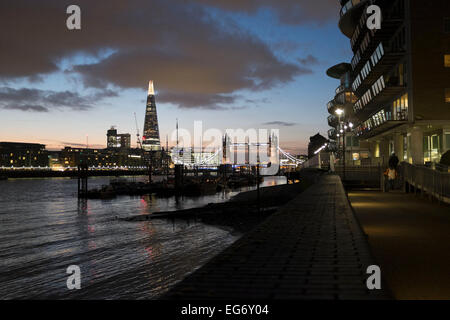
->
<box><xmin>0</xmin><ymin>176</ymin><xmax>286</xmax><ymax>299</ymax></box>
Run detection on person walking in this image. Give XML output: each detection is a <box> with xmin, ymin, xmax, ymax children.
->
<box><xmin>389</xmin><ymin>152</ymin><xmax>399</xmax><ymax>170</ymax></box>
<box><xmin>384</xmin><ymin>166</ymin><xmax>397</xmax><ymax>192</ymax></box>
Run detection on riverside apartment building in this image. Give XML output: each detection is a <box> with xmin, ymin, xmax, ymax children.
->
<box><xmin>327</xmin><ymin>0</ymin><xmax>450</xmax><ymax>166</ymax></box>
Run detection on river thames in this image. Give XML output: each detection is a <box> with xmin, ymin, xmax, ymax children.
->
<box><xmin>0</xmin><ymin>175</ymin><xmax>286</xmax><ymax>299</ymax></box>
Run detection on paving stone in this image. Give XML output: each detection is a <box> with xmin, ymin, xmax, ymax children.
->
<box><xmin>164</xmin><ymin>175</ymin><xmax>390</xmax><ymax>300</ymax></box>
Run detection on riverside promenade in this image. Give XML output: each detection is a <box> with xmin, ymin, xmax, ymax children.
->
<box><xmin>165</xmin><ymin>174</ymin><xmax>389</xmax><ymax>299</ymax></box>
<box><xmin>349</xmin><ymin>190</ymin><xmax>450</xmax><ymax>299</ymax></box>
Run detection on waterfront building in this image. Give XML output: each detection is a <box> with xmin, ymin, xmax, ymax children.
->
<box><xmin>330</xmin><ymin>0</ymin><xmax>450</xmax><ymax>166</ymax></box>
<box><xmin>142</xmin><ymin>81</ymin><xmax>161</xmax><ymax>151</ymax></box>
<box><xmin>60</xmin><ymin>147</ymin><xmax>144</xmax><ymax>168</ymax></box>
<box><xmin>326</xmin><ymin>63</ymin><xmax>372</xmax><ymax>165</ymax></box>
<box><xmin>0</xmin><ymin>142</ymin><xmax>49</xmax><ymax>167</ymax></box>
<box><xmin>308</xmin><ymin>133</ymin><xmax>328</xmax><ymax>159</ymax></box>
<box><xmin>107</xmin><ymin>127</ymin><xmax>131</xmax><ymax>149</ymax></box>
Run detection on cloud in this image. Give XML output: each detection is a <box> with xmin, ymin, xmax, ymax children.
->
<box><xmin>157</xmin><ymin>91</ymin><xmax>238</xmax><ymax>110</ymax></box>
<box><xmin>0</xmin><ymin>87</ymin><xmax>117</xmax><ymax>112</ymax></box>
<box><xmin>3</xmin><ymin>104</ymin><xmax>49</xmax><ymax>112</ymax></box>
<box><xmin>189</xmin><ymin>0</ymin><xmax>339</xmax><ymax>25</ymax></box>
<box><xmin>263</xmin><ymin>121</ymin><xmax>297</xmax><ymax>127</ymax></box>
<box><xmin>297</xmin><ymin>54</ymin><xmax>320</xmax><ymax>66</ymax></box>
<box><xmin>0</xmin><ymin>0</ymin><xmax>321</xmax><ymax>110</ymax></box>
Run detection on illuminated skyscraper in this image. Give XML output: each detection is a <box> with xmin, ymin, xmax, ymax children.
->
<box><xmin>142</xmin><ymin>80</ymin><xmax>161</xmax><ymax>151</ymax></box>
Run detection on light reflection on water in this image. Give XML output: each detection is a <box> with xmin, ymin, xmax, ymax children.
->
<box><xmin>0</xmin><ymin>175</ymin><xmax>286</xmax><ymax>299</ymax></box>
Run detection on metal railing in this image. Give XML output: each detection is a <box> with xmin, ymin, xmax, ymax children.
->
<box><xmin>401</xmin><ymin>162</ymin><xmax>450</xmax><ymax>204</ymax></box>
<box><xmin>340</xmin><ymin>0</ymin><xmax>365</xmax><ymax>17</ymax></box>
<box><xmin>334</xmin><ymin>165</ymin><xmax>383</xmax><ymax>188</ymax></box>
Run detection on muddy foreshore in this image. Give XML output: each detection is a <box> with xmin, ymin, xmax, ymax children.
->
<box><xmin>121</xmin><ymin>179</ymin><xmax>313</xmax><ymax>233</ymax></box>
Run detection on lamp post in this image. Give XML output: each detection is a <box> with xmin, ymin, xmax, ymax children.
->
<box><xmin>348</xmin><ymin>122</ymin><xmax>354</xmax><ymax>165</ymax></box>
<box><xmin>335</xmin><ymin>108</ymin><xmax>345</xmax><ymax>181</ymax></box>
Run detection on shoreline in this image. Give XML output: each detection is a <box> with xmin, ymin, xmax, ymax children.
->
<box><xmin>122</xmin><ymin>179</ymin><xmax>312</xmax><ymax>233</ymax></box>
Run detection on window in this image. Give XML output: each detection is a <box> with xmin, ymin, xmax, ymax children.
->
<box><xmin>346</xmin><ymin>136</ymin><xmax>359</xmax><ymax>148</ymax></box>
<box><xmin>393</xmin><ymin>93</ymin><xmax>408</xmax><ymax>120</ymax></box>
<box><xmin>372</xmin><ymin>76</ymin><xmax>386</xmax><ymax>97</ymax></box>
<box><xmin>445</xmin><ymin>55</ymin><xmax>450</xmax><ymax>67</ymax></box>
<box><xmin>361</xmin><ymin>61</ymin><xmax>372</xmax><ymax>80</ymax></box>
<box><xmin>352</xmin><ymin>74</ymin><xmax>362</xmax><ymax>91</ymax></box>
<box><xmin>446</xmin><ymin>88</ymin><xmax>450</xmax><ymax>103</ymax></box>
<box><xmin>370</xmin><ymin>43</ymin><xmax>385</xmax><ymax>67</ymax></box>
<box><xmin>445</xmin><ymin>134</ymin><xmax>450</xmax><ymax>150</ymax></box>
<box><xmin>445</xmin><ymin>18</ymin><xmax>450</xmax><ymax>33</ymax></box>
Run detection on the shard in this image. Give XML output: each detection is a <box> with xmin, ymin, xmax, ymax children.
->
<box><xmin>142</xmin><ymin>80</ymin><xmax>161</xmax><ymax>151</ymax></box>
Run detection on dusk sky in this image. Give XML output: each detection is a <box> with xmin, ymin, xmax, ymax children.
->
<box><xmin>0</xmin><ymin>0</ymin><xmax>352</xmax><ymax>154</ymax></box>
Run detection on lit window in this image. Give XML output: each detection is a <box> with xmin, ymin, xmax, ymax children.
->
<box><xmin>446</xmin><ymin>88</ymin><xmax>450</xmax><ymax>103</ymax></box>
<box><xmin>445</xmin><ymin>55</ymin><xmax>450</xmax><ymax>67</ymax></box>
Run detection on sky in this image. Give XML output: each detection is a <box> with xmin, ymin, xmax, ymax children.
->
<box><xmin>0</xmin><ymin>0</ymin><xmax>352</xmax><ymax>154</ymax></box>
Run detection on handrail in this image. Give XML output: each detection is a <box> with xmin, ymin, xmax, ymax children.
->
<box><xmin>340</xmin><ymin>0</ymin><xmax>364</xmax><ymax>17</ymax></box>
<box><xmin>401</xmin><ymin>162</ymin><xmax>450</xmax><ymax>204</ymax></box>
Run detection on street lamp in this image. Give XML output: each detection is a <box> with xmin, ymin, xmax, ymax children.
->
<box><xmin>335</xmin><ymin>108</ymin><xmax>345</xmax><ymax>181</ymax></box>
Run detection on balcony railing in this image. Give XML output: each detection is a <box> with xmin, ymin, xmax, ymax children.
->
<box><xmin>328</xmin><ymin>128</ymin><xmax>337</xmax><ymax>140</ymax></box>
<box><xmin>354</xmin><ymin>108</ymin><xmax>407</xmax><ymax>139</ymax></box>
<box><xmin>353</xmin><ymin>74</ymin><xmax>406</xmax><ymax>115</ymax></box>
<box><xmin>350</xmin><ymin>0</ymin><xmax>405</xmax><ymax>52</ymax></box>
<box><xmin>340</xmin><ymin>0</ymin><xmax>364</xmax><ymax>17</ymax></box>
<box><xmin>328</xmin><ymin>115</ymin><xmax>338</xmax><ymax>127</ymax></box>
<box><xmin>335</xmin><ymin>85</ymin><xmax>346</xmax><ymax>95</ymax></box>
<box><xmin>401</xmin><ymin>163</ymin><xmax>450</xmax><ymax>204</ymax></box>
<box><xmin>328</xmin><ymin>90</ymin><xmax>358</xmax><ymax>115</ymax></box>
<box><xmin>335</xmin><ymin>90</ymin><xmax>358</xmax><ymax>105</ymax></box>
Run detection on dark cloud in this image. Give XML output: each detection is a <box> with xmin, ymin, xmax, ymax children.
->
<box><xmin>263</xmin><ymin>121</ymin><xmax>296</xmax><ymax>127</ymax></box>
<box><xmin>190</xmin><ymin>0</ymin><xmax>339</xmax><ymax>25</ymax></box>
<box><xmin>297</xmin><ymin>54</ymin><xmax>320</xmax><ymax>66</ymax></box>
<box><xmin>3</xmin><ymin>104</ymin><xmax>49</xmax><ymax>112</ymax></box>
<box><xmin>0</xmin><ymin>0</ymin><xmax>328</xmax><ymax>110</ymax></box>
<box><xmin>157</xmin><ymin>91</ymin><xmax>237</xmax><ymax>110</ymax></box>
<box><xmin>0</xmin><ymin>87</ymin><xmax>116</xmax><ymax>112</ymax></box>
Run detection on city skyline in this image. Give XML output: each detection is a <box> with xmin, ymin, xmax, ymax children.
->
<box><xmin>0</xmin><ymin>0</ymin><xmax>349</xmax><ymax>154</ymax></box>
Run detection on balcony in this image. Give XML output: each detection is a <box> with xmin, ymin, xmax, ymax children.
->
<box><xmin>327</xmin><ymin>99</ymin><xmax>339</xmax><ymax>114</ymax></box>
<box><xmin>353</xmin><ymin>45</ymin><xmax>406</xmax><ymax>97</ymax></box>
<box><xmin>353</xmin><ymin>75</ymin><xmax>406</xmax><ymax>120</ymax></box>
<box><xmin>351</xmin><ymin>29</ymin><xmax>406</xmax><ymax>83</ymax></box>
<box><xmin>328</xmin><ymin>115</ymin><xmax>338</xmax><ymax>127</ymax></box>
<box><xmin>354</xmin><ymin>102</ymin><xmax>408</xmax><ymax>139</ymax></box>
<box><xmin>355</xmin><ymin>119</ymin><xmax>407</xmax><ymax>139</ymax></box>
<box><xmin>327</xmin><ymin>141</ymin><xmax>338</xmax><ymax>152</ymax></box>
<box><xmin>335</xmin><ymin>84</ymin><xmax>351</xmax><ymax>95</ymax></box>
<box><xmin>335</xmin><ymin>90</ymin><xmax>358</xmax><ymax>105</ymax></box>
<box><xmin>327</xmin><ymin>90</ymin><xmax>358</xmax><ymax>115</ymax></box>
<box><xmin>350</xmin><ymin>0</ymin><xmax>404</xmax><ymax>54</ymax></box>
<box><xmin>339</xmin><ymin>0</ymin><xmax>369</xmax><ymax>38</ymax></box>
<box><xmin>326</xmin><ymin>63</ymin><xmax>351</xmax><ymax>79</ymax></box>
<box><xmin>328</xmin><ymin>128</ymin><xmax>337</xmax><ymax>140</ymax></box>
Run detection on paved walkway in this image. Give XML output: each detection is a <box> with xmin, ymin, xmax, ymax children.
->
<box><xmin>348</xmin><ymin>190</ymin><xmax>450</xmax><ymax>299</ymax></box>
<box><xmin>164</xmin><ymin>175</ymin><xmax>388</xmax><ymax>300</ymax></box>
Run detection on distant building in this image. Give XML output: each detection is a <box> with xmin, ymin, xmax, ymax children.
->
<box><xmin>142</xmin><ymin>80</ymin><xmax>161</xmax><ymax>151</ymax></box>
<box><xmin>0</xmin><ymin>142</ymin><xmax>49</xmax><ymax>167</ymax></box>
<box><xmin>326</xmin><ymin>62</ymin><xmax>371</xmax><ymax>166</ymax></box>
<box><xmin>60</xmin><ymin>147</ymin><xmax>143</xmax><ymax>168</ymax></box>
<box><xmin>308</xmin><ymin>133</ymin><xmax>328</xmax><ymax>159</ymax></box>
<box><xmin>107</xmin><ymin>127</ymin><xmax>131</xmax><ymax>149</ymax></box>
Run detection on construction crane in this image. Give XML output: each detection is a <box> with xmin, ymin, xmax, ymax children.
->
<box><xmin>134</xmin><ymin>112</ymin><xmax>143</xmax><ymax>150</ymax></box>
